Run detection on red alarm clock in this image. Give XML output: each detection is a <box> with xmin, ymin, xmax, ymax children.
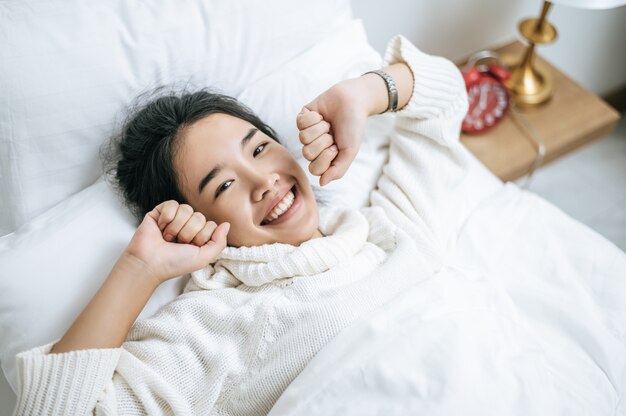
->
<box><xmin>461</xmin><ymin>51</ymin><xmax>511</xmax><ymax>134</ymax></box>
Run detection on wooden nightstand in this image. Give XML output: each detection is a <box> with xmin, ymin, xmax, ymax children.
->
<box><xmin>459</xmin><ymin>41</ymin><xmax>621</xmax><ymax>182</ymax></box>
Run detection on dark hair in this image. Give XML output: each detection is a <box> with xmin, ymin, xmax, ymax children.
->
<box><xmin>101</xmin><ymin>86</ymin><xmax>281</xmax><ymax>222</ymax></box>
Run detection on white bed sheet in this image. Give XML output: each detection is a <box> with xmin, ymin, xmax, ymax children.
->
<box><xmin>268</xmin><ymin>183</ymin><xmax>626</xmax><ymax>415</ymax></box>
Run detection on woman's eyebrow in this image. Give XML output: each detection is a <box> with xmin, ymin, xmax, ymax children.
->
<box><xmin>197</xmin><ymin>128</ymin><xmax>258</xmax><ymax>195</ymax></box>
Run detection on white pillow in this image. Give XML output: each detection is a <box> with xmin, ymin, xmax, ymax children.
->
<box><xmin>0</xmin><ymin>17</ymin><xmax>385</xmax><ymax>394</ymax></box>
<box><xmin>0</xmin><ymin>0</ymin><xmax>352</xmax><ymax>236</ymax></box>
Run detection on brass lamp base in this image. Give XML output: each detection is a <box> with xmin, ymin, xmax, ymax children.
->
<box><xmin>504</xmin><ymin>1</ymin><xmax>558</xmax><ymax>108</ymax></box>
<box><xmin>501</xmin><ymin>49</ymin><xmax>555</xmax><ymax>107</ymax></box>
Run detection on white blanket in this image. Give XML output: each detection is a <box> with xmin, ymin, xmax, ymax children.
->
<box><xmin>269</xmin><ymin>184</ymin><xmax>626</xmax><ymax>415</ymax></box>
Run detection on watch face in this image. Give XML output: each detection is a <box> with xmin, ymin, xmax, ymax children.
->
<box><xmin>462</xmin><ymin>78</ymin><xmax>509</xmax><ymax>133</ymax></box>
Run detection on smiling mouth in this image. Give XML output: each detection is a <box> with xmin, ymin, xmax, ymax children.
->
<box><xmin>260</xmin><ymin>185</ymin><xmax>297</xmax><ymax>226</ymax></box>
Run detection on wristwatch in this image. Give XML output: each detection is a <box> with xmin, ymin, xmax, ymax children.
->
<box><xmin>363</xmin><ymin>69</ymin><xmax>398</xmax><ymax>113</ymax></box>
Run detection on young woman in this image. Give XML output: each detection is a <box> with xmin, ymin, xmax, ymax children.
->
<box><xmin>14</xmin><ymin>35</ymin><xmax>475</xmax><ymax>415</ymax></box>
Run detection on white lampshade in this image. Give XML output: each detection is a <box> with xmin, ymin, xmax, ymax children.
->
<box><xmin>550</xmin><ymin>0</ymin><xmax>626</xmax><ymax>9</ymax></box>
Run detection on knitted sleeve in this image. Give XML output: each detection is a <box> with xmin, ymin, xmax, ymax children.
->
<box><xmin>12</xmin><ymin>293</ymin><xmax>246</xmax><ymax>415</ymax></box>
<box><xmin>369</xmin><ymin>35</ymin><xmax>481</xmax><ymax>260</ymax></box>
<box><xmin>13</xmin><ymin>339</ymin><xmax>121</xmax><ymax>415</ymax></box>
<box><xmin>383</xmin><ymin>34</ymin><xmax>469</xmax><ymax>145</ymax></box>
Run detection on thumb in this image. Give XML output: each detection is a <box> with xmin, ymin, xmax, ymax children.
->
<box><xmin>198</xmin><ymin>222</ymin><xmax>230</xmax><ymax>261</ymax></box>
<box><xmin>319</xmin><ymin>115</ymin><xmax>364</xmax><ymax>186</ymax></box>
<box><xmin>319</xmin><ymin>148</ymin><xmax>356</xmax><ymax>186</ymax></box>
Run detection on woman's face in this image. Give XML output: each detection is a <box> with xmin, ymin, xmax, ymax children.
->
<box><xmin>174</xmin><ymin>113</ymin><xmax>322</xmax><ymax>247</ymax></box>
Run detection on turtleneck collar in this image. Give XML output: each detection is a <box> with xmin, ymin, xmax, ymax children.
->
<box><xmin>184</xmin><ymin>206</ymin><xmax>371</xmax><ymax>291</ymax></box>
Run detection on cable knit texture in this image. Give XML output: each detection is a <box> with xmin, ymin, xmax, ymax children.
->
<box><xmin>13</xmin><ymin>35</ymin><xmax>477</xmax><ymax>415</ymax></box>
<box><xmin>185</xmin><ymin>207</ymin><xmax>384</xmax><ymax>290</ymax></box>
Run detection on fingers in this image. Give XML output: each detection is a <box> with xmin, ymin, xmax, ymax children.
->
<box><xmin>308</xmin><ymin>144</ymin><xmax>339</xmax><ymax>176</ymax></box>
<box><xmin>319</xmin><ymin>147</ymin><xmax>356</xmax><ymax>186</ymax></box>
<box><xmin>153</xmin><ymin>200</ymin><xmax>181</xmax><ymax>231</ymax></box>
<box><xmin>190</xmin><ymin>220</ymin><xmax>218</xmax><ymax>246</ymax></box>
<box><xmin>302</xmin><ymin>133</ymin><xmax>334</xmax><ymax>161</ymax></box>
<box><xmin>296</xmin><ymin>107</ymin><xmax>323</xmax><ymax>130</ymax></box>
<box><xmin>299</xmin><ymin>119</ymin><xmax>331</xmax><ymax>146</ymax></box>
<box><xmin>152</xmin><ymin>201</ymin><xmax>215</xmax><ymax>246</ymax></box>
<box><xmin>161</xmin><ymin>203</ymin><xmax>194</xmax><ymax>241</ymax></box>
<box><xmin>176</xmin><ymin>212</ymin><xmax>208</xmax><ymax>244</ymax></box>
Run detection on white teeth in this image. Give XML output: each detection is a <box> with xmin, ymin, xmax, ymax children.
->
<box><xmin>263</xmin><ymin>190</ymin><xmax>295</xmax><ymax>224</ymax></box>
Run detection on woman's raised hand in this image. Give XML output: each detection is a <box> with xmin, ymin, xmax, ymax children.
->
<box><xmin>50</xmin><ymin>201</ymin><xmax>229</xmax><ymax>353</ymax></box>
<box><xmin>297</xmin><ymin>64</ymin><xmax>414</xmax><ymax>186</ymax></box>
<box><xmin>297</xmin><ymin>78</ymin><xmax>371</xmax><ymax>186</ymax></box>
<box><xmin>124</xmin><ymin>200</ymin><xmax>230</xmax><ymax>286</ymax></box>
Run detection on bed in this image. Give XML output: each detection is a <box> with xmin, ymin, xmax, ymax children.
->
<box><xmin>1</xmin><ymin>1</ymin><xmax>625</xmax><ymax>415</ymax></box>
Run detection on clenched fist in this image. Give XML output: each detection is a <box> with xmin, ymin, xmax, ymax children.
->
<box><xmin>124</xmin><ymin>200</ymin><xmax>230</xmax><ymax>285</ymax></box>
<box><xmin>297</xmin><ymin>64</ymin><xmax>412</xmax><ymax>187</ymax></box>
<box><xmin>296</xmin><ymin>78</ymin><xmax>370</xmax><ymax>187</ymax></box>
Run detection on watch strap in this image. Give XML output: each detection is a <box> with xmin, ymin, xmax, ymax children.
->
<box><xmin>363</xmin><ymin>69</ymin><xmax>399</xmax><ymax>113</ymax></box>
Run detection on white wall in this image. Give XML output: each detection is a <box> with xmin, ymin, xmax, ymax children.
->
<box><xmin>352</xmin><ymin>0</ymin><xmax>626</xmax><ymax>96</ymax></box>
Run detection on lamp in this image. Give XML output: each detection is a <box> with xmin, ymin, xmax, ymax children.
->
<box><xmin>503</xmin><ymin>0</ymin><xmax>626</xmax><ymax>107</ymax></box>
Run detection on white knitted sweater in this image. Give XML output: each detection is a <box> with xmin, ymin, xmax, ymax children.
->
<box><xmin>14</xmin><ymin>35</ymin><xmax>475</xmax><ymax>415</ymax></box>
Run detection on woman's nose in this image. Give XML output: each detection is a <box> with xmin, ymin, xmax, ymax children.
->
<box><xmin>251</xmin><ymin>172</ymin><xmax>280</xmax><ymax>202</ymax></box>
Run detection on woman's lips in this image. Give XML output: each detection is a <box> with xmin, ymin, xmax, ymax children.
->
<box><xmin>263</xmin><ymin>186</ymin><xmax>293</xmax><ymax>221</ymax></box>
<box><xmin>261</xmin><ymin>185</ymin><xmax>300</xmax><ymax>226</ymax></box>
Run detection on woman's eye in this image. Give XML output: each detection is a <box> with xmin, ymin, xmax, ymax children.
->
<box><xmin>215</xmin><ymin>180</ymin><xmax>232</xmax><ymax>198</ymax></box>
<box><xmin>253</xmin><ymin>142</ymin><xmax>268</xmax><ymax>157</ymax></box>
